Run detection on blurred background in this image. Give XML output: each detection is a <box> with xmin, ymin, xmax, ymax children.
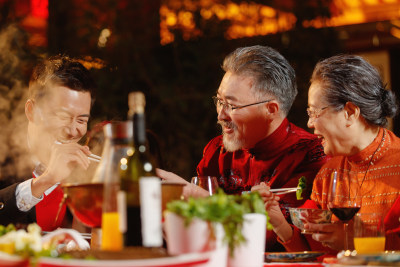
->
<box><xmin>1</xmin><ymin>0</ymin><xmax>400</xmax><ymax>182</ymax></box>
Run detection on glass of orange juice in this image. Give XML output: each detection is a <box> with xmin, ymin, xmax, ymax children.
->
<box><xmin>354</xmin><ymin>213</ymin><xmax>385</xmax><ymax>254</ymax></box>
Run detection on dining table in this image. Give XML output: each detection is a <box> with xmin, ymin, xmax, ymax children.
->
<box><xmin>3</xmin><ymin>248</ymin><xmax>400</xmax><ymax>267</ymax></box>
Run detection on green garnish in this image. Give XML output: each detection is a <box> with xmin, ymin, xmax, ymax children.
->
<box><xmin>166</xmin><ymin>189</ymin><xmax>272</xmax><ymax>256</ymax></box>
<box><xmin>296</xmin><ymin>176</ymin><xmax>307</xmax><ymax>200</ymax></box>
<box><xmin>0</xmin><ymin>224</ymin><xmax>16</xmax><ymax>236</ymax></box>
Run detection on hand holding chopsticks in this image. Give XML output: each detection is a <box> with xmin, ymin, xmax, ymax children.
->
<box><xmin>55</xmin><ymin>140</ymin><xmax>101</xmax><ymax>162</ymax></box>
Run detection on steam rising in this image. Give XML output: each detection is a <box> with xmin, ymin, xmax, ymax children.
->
<box><xmin>0</xmin><ymin>24</ymin><xmax>34</xmax><ymax>184</ymax></box>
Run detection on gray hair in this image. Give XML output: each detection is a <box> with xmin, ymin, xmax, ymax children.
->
<box><xmin>222</xmin><ymin>45</ymin><xmax>297</xmax><ymax>115</ymax></box>
<box><xmin>311</xmin><ymin>54</ymin><xmax>398</xmax><ymax>127</ymax></box>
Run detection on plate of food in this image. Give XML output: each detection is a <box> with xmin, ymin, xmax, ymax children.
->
<box><xmin>37</xmin><ymin>250</ymin><xmax>211</xmax><ymax>267</ymax></box>
<box><xmin>337</xmin><ymin>251</ymin><xmax>400</xmax><ymax>266</ymax></box>
<box><xmin>0</xmin><ymin>251</ymin><xmax>29</xmax><ymax>267</ymax></box>
<box><xmin>265</xmin><ymin>251</ymin><xmax>326</xmax><ymax>262</ymax></box>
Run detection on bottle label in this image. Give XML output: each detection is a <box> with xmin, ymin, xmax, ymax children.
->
<box><xmin>139</xmin><ymin>177</ymin><xmax>162</xmax><ymax>247</ymax></box>
<box><xmin>117</xmin><ymin>190</ymin><xmax>127</xmax><ymax>233</ymax></box>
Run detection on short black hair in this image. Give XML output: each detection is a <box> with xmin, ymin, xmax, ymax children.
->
<box><xmin>29</xmin><ymin>55</ymin><xmax>96</xmax><ymax>105</ymax></box>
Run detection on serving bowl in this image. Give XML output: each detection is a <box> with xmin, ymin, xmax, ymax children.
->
<box><xmin>289</xmin><ymin>208</ymin><xmax>332</xmax><ymax>234</ymax></box>
<box><xmin>62</xmin><ymin>183</ymin><xmax>103</xmax><ymax>228</ymax></box>
<box><xmin>62</xmin><ymin>181</ymin><xmax>185</xmax><ymax>228</ymax></box>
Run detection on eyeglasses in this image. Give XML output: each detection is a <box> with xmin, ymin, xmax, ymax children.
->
<box><xmin>212</xmin><ymin>96</ymin><xmax>272</xmax><ymax>113</ymax></box>
<box><xmin>306</xmin><ymin>106</ymin><xmax>328</xmax><ymax>120</ymax></box>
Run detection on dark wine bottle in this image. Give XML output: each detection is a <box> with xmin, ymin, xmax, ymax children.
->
<box><xmin>118</xmin><ymin>91</ymin><xmax>162</xmax><ymax>247</ymax></box>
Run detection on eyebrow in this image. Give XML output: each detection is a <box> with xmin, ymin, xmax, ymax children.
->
<box><xmin>54</xmin><ymin>109</ymin><xmax>90</xmax><ymax>119</ymax></box>
<box><xmin>216</xmin><ymin>92</ymin><xmax>238</xmax><ymax>102</ymax></box>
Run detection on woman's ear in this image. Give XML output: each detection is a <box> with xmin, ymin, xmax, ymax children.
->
<box><xmin>25</xmin><ymin>99</ymin><xmax>36</xmax><ymax>122</ymax></box>
<box><xmin>344</xmin><ymin>102</ymin><xmax>360</xmax><ymax>126</ymax></box>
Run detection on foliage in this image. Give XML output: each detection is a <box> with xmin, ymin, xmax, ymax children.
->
<box><xmin>296</xmin><ymin>176</ymin><xmax>307</xmax><ymax>200</ymax></box>
<box><xmin>166</xmin><ymin>189</ymin><xmax>271</xmax><ymax>255</ymax></box>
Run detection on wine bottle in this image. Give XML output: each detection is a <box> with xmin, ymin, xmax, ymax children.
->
<box><xmin>118</xmin><ymin>91</ymin><xmax>162</xmax><ymax>247</ymax></box>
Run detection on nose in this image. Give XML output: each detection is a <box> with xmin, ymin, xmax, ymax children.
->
<box><xmin>307</xmin><ymin>117</ymin><xmax>314</xmax><ymax>129</ymax></box>
<box><xmin>62</xmin><ymin>120</ymin><xmax>81</xmax><ymax>140</ymax></box>
<box><xmin>217</xmin><ymin>106</ymin><xmax>230</xmax><ymax>121</ymax></box>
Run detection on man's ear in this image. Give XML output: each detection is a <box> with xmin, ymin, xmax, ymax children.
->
<box><xmin>344</xmin><ymin>102</ymin><xmax>360</xmax><ymax>126</ymax></box>
<box><xmin>25</xmin><ymin>99</ymin><xmax>36</xmax><ymax>122</ymax></box>
<box><xmin>266</xmin><ymin>101</ymin><xmax>279</xmax><ymax>115</ymax></box>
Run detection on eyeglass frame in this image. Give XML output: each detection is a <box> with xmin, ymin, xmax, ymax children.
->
<box><xmin>212</xmin><ymin>96</ymin><xmax>273</xmax><ymax>113</ymax></box>
<box><xmin>306</xmin><ymin>106</ymin><xmax>329</xmax><ymax>120</ymax></box>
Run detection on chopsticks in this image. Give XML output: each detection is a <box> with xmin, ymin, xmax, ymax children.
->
<box><xmin>242</xmin><ymin>187</ymin><xmax>300</xmax><ymax>195</ymax></box>
<box><xmin>55</xmin><ymin>140</ymin><xmax>101</xmax><ymax>162</ymax></box>
<box><xmin>271</xmin><ymin>187</ymin><xmax>299</xmax><ymax>195</ymax></box>
<box><xmin>88</xmin><ymin>153</ymin><xmax>101</xmax><ymax>162</ymax></box>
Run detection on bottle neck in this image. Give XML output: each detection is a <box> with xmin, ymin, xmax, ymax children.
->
<box><xmin>133</xmin><ymin>112</ymin><xmax>146</xmax><ymax>147</ymax></box>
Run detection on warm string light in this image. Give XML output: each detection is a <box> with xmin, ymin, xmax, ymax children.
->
<box><xmin>160</xmin><ymin>0</ymin><xmax>400</xmax><ymax>45</ymax></box>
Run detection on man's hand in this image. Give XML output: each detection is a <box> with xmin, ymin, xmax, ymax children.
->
<box><xmin>156</xmin><ymin>168</ymin><xmax>210</xmax><ymax>198</ymax></box>
<box><xmin>251</xmin><ymin>182</ymin><xmax>293</xmax><ymax>241</ymax></box>
<box><xmin>156</xmin><ymin>168</ymin><xmax>189</xmax><ymax>184</ymax></box>
<box><xmin>31</xmin><ymin>142</ymin><xmax>91</xmax><ymax>198</ymax></box>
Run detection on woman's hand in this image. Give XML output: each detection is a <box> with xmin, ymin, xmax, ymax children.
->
<box><xmin>251</xmin><ymin>182</ymin><xmax>293</xmax><ymax>241</ymax></box>
<box><xmin>306</xmin><ymin>221</ymin><xmax>347</xmax><ymax>250</ymax></box>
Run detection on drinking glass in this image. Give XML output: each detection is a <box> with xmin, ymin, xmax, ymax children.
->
<box><xmin>354</xmin><ymin>213</ymin><xmax>385</xmax><ymax>254</ymax></box>
<box><xmin>327</xmin><ymin>170</ymin><xmax>362</xmax><ymax>251</ymax></box>
<box><xmin>191</xmin><ymin>176</ymin><xmax>219</xmax><ymax>195</ymax></box>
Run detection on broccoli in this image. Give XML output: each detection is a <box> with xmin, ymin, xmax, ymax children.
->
<box><xmin>296</xmin><ymin>176</ymin><xmax>307</xmax><ymax>200</ymax></box>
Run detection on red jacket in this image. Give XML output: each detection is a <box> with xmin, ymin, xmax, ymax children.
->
<box><xmin>197</xmin><ymin>118</ymin><xmax>328</xmax><ymax>251</ymax></box>
<box><xmin>33</xmin><ymin>171</ymin><xmax>67</xmax><ymax>231</ymax></box>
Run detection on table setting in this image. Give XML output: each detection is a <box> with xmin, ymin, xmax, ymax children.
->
<box><xmin>1</xmin><ymin>121</ymin><xmax>400</xmax><ymax>267</ymax></box>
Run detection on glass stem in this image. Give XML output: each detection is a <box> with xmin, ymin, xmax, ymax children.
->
<box><xmin>344</xmin><ymin>222</ymin><xmax>349</xmax><ymax>251</ymax></box>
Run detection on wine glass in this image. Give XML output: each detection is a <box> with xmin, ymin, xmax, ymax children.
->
<box><xmin>191</xmin><ymin>176</ymin><xmax>219</xmax><ymax>195</ymax></box>
<box><xmin>327</xmin><ymin>170</ymin><xmax>362</xmax><ymax>251</ymax></box>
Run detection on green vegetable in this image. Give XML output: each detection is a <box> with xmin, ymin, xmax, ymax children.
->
<box><xmin>166</xmin><ymin>189</ymin><xmax>272</xmax><ymax>256</ymax></box>
<box><xmin>0</xmin><ymin>224</ymin><xmax>16</xmax><ymax>236</ymax></box>
<box><xmin>296</xmin><ymin>176</ymin><xmax>307</xmax><ymax>200</ymax></box>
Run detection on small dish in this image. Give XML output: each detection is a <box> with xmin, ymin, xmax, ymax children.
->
<box><xmin>265</xmin><ymin>251</ymin><xmax>326</xmax><ymax>262</ymax></box>
<box><xmin>337</xmin><ymin>251</ymin><xmax>400</xmax><ymax>265</ymax></box>
<box><xmin>289</xmin><ymin>208</ymin><xmax>332</xmax><ymax>234</ymax></box>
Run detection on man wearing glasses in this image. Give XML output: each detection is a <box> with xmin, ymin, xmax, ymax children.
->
<box><xmin>158</xmin><ymin>45</ymin><xmax>328</xmax><ymax>251</ymax></box>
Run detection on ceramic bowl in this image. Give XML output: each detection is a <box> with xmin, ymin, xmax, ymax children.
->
<box><xmin>289</xmin><ymin>208</ymin><xmax>332</xmax><ymax>234</ymax></box>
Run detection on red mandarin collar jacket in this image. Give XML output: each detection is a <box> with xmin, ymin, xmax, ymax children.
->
<box><xmin>197</xmin><ymin>118</ymin><xmax>328</xmax><ymax>251</ymax></box>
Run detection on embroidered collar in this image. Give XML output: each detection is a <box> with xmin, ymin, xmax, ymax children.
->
<box><xmin>247</xmin><ymin>118</ymin><xmax>290</xmax><ymax>157</ymax></box>
<box><xmin>347</xmin><ymin>128</ymin><xmax>387</xmax><ymax>167</ymax></box>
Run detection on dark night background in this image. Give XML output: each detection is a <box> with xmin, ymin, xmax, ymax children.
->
<box><xmin>0</xmin><ymin>0</ymin><xmax>399</xmax><ymax>182</ymax></box>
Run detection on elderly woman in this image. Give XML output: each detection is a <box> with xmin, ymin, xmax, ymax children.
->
<box><xmin>253</xmin><ymin>54</ymin><xmax>400</xmax><ymax>252</ymax></box>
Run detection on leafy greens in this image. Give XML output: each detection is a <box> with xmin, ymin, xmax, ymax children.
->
<box><xmin>166</xmin><ymin>189</ymin><xmax>271</xmax><ymax>256</ymax></box>
<box><xmin>296</xmin><ymin>176</ymin><xmax>307</xmax><ymax>200</ymax></box>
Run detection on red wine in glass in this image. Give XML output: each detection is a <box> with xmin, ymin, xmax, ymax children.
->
<box><xmin>328</xmin><ymin>170</ymin><xmax>362</xmax><ymax>250</ymax></box>
<box><xmin>330</xmin><ymin>207</ymin><xmax>361</xmax><ymax>222</ymax></box>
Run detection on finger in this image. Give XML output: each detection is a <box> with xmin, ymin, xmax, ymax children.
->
<box><xmin>81</xmin><ymin>145</ymin><xmax>91</xmax><ymax>156</ymax></box>
<box><xmin>251</xmin><ymin>183</ymin><xmax>270</xmax><ymax>192</ymax></box>
<box><xmin>73</xmin><ymin>149</ymin><xmax>90</xmax><ymax>169</ymax></box>
<box><xmin>306</xmin><ymin>222</ymin><xmax>338</xmax><ymax>233</ymax></box>
<box><xmin>311</xmin><ymin>232</ymin><xmax>334</xmax><ymax>242</ymax></box>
